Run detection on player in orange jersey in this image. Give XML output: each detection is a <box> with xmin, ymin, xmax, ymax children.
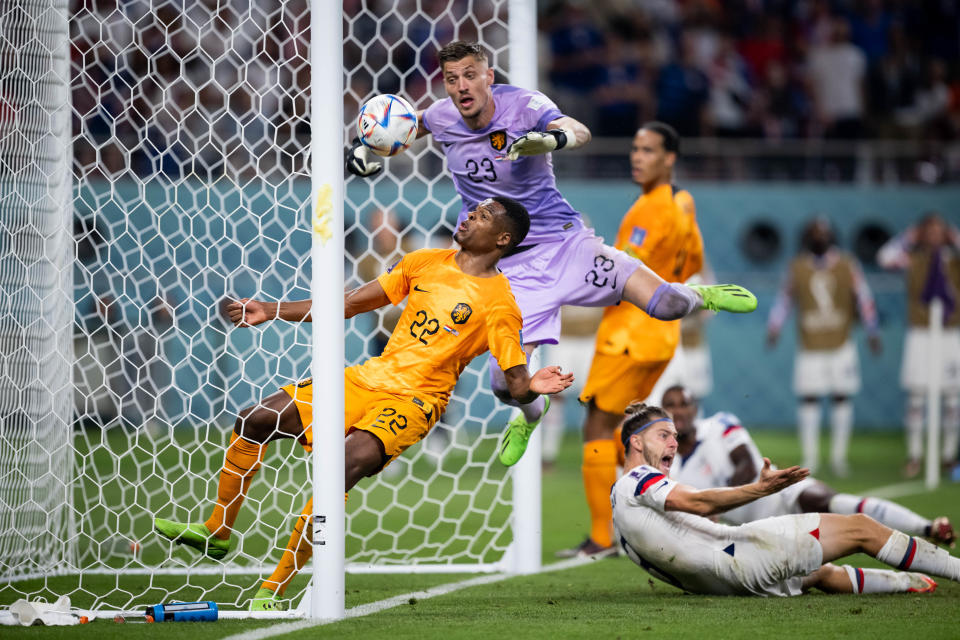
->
<box><xmin>560</xmin><ymin>122</ymin><xmax>705</xmax><ymax>558</ymax></box>
<box><xmin>153</xmin><ymin>196</ymin><xmax>574</xmax><ymax>610</ymax></box>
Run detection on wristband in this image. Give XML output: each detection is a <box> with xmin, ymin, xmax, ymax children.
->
<box><xmin>547</xmin><ymin>128</ymin><xmax>568</xmax><ymax>150</ymax></box>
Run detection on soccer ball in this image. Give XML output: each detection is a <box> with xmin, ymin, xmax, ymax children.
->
<box><xmin>356</xmin><ymin>94</ymin><xmax>418</xmax><ymax>157</ymax></box>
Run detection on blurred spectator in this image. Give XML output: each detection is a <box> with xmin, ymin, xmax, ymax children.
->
<box><xmin>877</xmin><ymin>213</ymin><xmax>960</xmax><ymax>478</ymax></box>
<box><xmin>895</xmin><ymin>59</ymin><xmax>951</xmax><ymax>138</ymax></box>
<box><xmin>543</xmin><ymin>1</ymin><xmax>606</xmax><ymax>122</ymax></box>
<box><xmin>808</xmin><ymin>18</ymin><xmax>867</xmax><ymax>140</ymax></box>
<box><xmin>705</xmin><ymin>34</ymin><xmax>759</xmax><ymax>137</ymax></box>
<box><xmin>867</xmin><ymin>24</ymin><xmax>921</xmax><ymax>137</ymax></box>
<box><xmin>766</xmin><ymin>218</ymin><xmax>882</xmax><ymax>476</ymax></box>
<box><xmin>738</xmin><ymin>15</ymin><xmax>786</xmax><ymax>84</ymax></box>
<box><xmin>655</xmin><ymin>32</ymin><xmax>710</xmax><ymax>136</ymax></box>
<box><xmin>760</xmin><ymin>59</ymin><xmax>810</xmax><ymax>139</ymax></box>
<box><xmin>591</xmin><ymin>25</ymin><xmax>653</xmax><ymax>136</ymax></box>
<box><xmin>849</xmin><ymin>0</ymin><xmax>894</xmax><ymax>66</ymax></box>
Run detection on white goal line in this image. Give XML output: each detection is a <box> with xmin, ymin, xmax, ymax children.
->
<box><xmin>219</xmin><ymin>556</ymin><xmax>595</xmax><ymax>640</ymax></box>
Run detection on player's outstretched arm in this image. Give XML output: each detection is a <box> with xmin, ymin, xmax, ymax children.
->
<box><xmin>505</xmin><ymin>116</ymin><xmax>590</xmax><ymax>161</ymax></box>
<box><xmin>502</xmin><ymin>364</ymin><xmax>573</xmax><ymax>404</ymax></box>
<box><xmin>227</xmin><ymin>298</ymin><xmax>312</xmax><ymax>327</ymax></box>
<box><xmin>344</xmin><ymin>280</ymin><xmax>392</xmax><ymax>319</ymax></box>
<box><xmin>665</xmin><ymin>458</ymin><xmax>809</xmax><ymax>516</ymax></box>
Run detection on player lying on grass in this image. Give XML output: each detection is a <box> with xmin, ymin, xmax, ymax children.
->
<box><xmin>346</xmin><ymin>40</ymin><xmax>757</xmax><ymax>469</ymax></box>
<box><xmin>613</xmin><ymin>402</ymin><xmax>960</xmax><ymax>596</ymax></box>
<box><xmin>153</xmin><ymin>197</ymin><xmax>574</xmax><ymax>610</ymax></box>
<box><xmin>661</xmin><ymin>384</ymin><xmax>956</xmax><ymax>546</ymax></box>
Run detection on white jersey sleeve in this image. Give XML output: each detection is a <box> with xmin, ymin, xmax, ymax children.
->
<box><xmin>622</xmin><ymin>465</ymin><xmax>677</xmax><ymax>512</ymax></box>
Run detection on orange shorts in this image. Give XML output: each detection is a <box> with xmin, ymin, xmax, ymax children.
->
<box><xmin>280</xmin><ymin>367</ymin><xmax>441</xmax><ymax>467</ymax></box>
<box><xmin>578</xmin><ymin>351</ymin><xmax>670</xmax><ymax>415</ymax></box>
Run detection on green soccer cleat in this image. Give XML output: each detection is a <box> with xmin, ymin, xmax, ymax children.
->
<box><xmin>249</xmin><ymin>587</ymin><xmax>287</xmax><ymax>612</ymax></box>
<box><xmin>689</xmin><ymin>283</ymin><xmax>758</xmax><ymax>314</ymax></box>
<box><xmin>498</xmin><ymin>396</ymin><xmax>550</xmax><ymax>467</ymax></box>
<box><xmin>154</xmin><ymin>518</ymin><xmax>231</xmax><ymax>560</ymax></box>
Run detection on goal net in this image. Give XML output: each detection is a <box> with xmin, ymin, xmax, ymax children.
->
<box><xmin>0</xmin><ymin>0</ymin><xmax>526</xmax><ymax>615</ymax></box>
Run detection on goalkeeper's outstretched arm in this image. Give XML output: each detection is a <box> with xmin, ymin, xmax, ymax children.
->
<box><xmin>505</xmin><ymin>116</ymin><xmax>591</xmax><ymax>161</ymax></box>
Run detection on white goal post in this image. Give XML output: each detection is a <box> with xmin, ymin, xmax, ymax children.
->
<box><xmin>0</xmin><ymin>0</ymin><xmax>542</xmax><ymax>619</ymax></box>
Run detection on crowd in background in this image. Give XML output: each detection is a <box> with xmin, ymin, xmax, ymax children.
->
<box><xmin>68</xmin><ymin>0</ymin><xmax>960</xmax><ymax>182</ymax></box>
<box><xmin>540</xmin><ymin>0</ymin><xmax>960</xmax><ymax>141</ymax></box>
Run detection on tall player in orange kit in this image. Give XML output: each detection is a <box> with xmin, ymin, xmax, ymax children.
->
<box><xmin>560</xmin><ymin>122</ymin><xmax>705</xmax><ymax>558</ymax></box>
<box><xmin>153</xmin><ymin>197</ymin><xmax>574</xmax><ymax>609</ymax></box>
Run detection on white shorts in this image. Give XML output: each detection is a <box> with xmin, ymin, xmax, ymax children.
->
<box><xmin>900</xmin><ymin>328</ymin><xmax>960</xmax><ymax>393</ymax></box>
<box><xmin>793</xmin><ymin>341</ymin><xmax>860</xmax><ymax>397</ymax></box>
<box><xmin>725</xmin><ymin>513</ymin><xmax>823</xmax><ymax>597</ymax></box>
<box><xmin>722</xmin><ymin>478</ymin><xmax>817</xmax><ymax>525</ymax></box>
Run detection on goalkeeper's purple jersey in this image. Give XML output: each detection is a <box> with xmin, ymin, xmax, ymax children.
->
<box><xmin>422</xmin><ymin>84</ymin><xmax>584</xmax><ymax>245</ymax></box>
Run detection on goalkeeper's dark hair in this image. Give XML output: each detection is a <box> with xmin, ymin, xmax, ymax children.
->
<box><xmin>438</xmin><ymin>41</ymin><xmax>488</xmax><ymax>66</ymax></box>
<box><xmin>490</xmin><ymin>196</ymin><xmax>529</xmax><ymax>251</ymax></box>
<box><xmin>639</xmin><ymin>121</ymin><xmax>680</xmax><ymax>154</ymax></box>
<box><xmin>620</xmin><ymin>402</ymin><xmax>670</xmax><ymax>453</ymax></box>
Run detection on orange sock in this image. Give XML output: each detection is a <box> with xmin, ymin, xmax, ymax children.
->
<box><xmin>261</xmin><ymin>498</ymin><xmax>313</xmax><ymax>597</ymax></box>
<box><xmin>205</xmin><ymin>432</ymin><xmax>266</xmax><ymax>540</ymax></box>
<box><xmin>582</xmin><ymin>439</ymin><xmax>618</xmax><ymax>548</ymax></box>
<box><xmin>613</xmin><ymin>425</ymin><xmax>625</xmax><ymax>468</ymax></box>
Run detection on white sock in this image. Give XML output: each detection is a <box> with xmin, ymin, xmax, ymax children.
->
<box><xmin>798</xmin><ymin>401</ymin><xmax>820</xmax><ymax>471</ymax></box>
<box><xmin>943</xmin><ymin>395</ymin><xmax>959</xmax><ymax>464</ymax></box>
<box><xmin>828</xmin><ymin>493</ymin><xmax>931</xmax><ymax>537</ymax></box>
<box><xmin>906</xmin><ymin>393</ymin><xmax>925</xmax><ymax>461</ymax></box>
<box><xmin>540</xmin><ymin>397</ymin><xmax>564</xmax><ymax>463</ymax></box>
<box><xmin>842</xmin><ymin>565</ymin><xmax>913</xmax><ymax>593</ymax></box>
<box><xmin>830</xmin><ymin>400</ymin><xmax>853</xmax><ymax>473</ymax></box>
<box><xmin>875</xmin><ymin>530</ymin><xmax>960</xmax><ymax>581</ymax></box>
<box><xmin>519</xmin><ymin>394</ymin><xmax>546</xmax><ymax>423</ymax></box>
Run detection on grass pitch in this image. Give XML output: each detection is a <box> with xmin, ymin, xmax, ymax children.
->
<box><xmin>2</xmin><ymin>429</ymin><xmax>959</xmax><ymax>639</ymax></box>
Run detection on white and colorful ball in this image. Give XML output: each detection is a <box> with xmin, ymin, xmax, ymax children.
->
<box><xmin>356</xmin><ymin>94</ymin><xmax>418</xmax><ymax>157</ymax></box>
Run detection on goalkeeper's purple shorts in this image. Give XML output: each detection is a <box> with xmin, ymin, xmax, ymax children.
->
<box><xmin>496</xmin><ymin>227</ymin><xmax>640</xmax><ymax>347</ymax></box>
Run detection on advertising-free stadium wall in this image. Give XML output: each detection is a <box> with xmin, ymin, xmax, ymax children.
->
<box><xmin>73</xmin><ymin>178</ymin><xmax>959</xmax><ymax>430</ymax></box>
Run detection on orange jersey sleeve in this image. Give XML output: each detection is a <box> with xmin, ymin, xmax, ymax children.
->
<box><xmin>485</xmin><ymin>296</ymin><xmax>527</xmax><ymax>373</ymax></box>
<box><xmin>595</xmin><ymin>184</ymin><xmax>703</xmax><ymax>361</ymax></box>
<box><xmin>377</xmin><ymin>253</ymin><xmax>417</xmax><ymax>305</ymax></box>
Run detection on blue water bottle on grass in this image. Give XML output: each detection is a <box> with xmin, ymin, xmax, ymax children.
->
<box><xmin>146</xmin><ymin>601</ymin><xmax>218</xmax><ymax>622</ymax></box>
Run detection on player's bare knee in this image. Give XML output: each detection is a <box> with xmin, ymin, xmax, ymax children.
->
<box><xmin>848</xmin><ymin>513</ymin><xmax>881</xmax><ymax>546</ymax></box>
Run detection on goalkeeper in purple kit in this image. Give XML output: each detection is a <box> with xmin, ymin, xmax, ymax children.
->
<box><xmin>347</xmin><ymin>41</ymin><xmax>757</xmax><ymax>465</ymax></box>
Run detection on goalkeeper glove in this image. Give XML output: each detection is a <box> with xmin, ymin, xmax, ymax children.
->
<box><xmin>505</xmin><ymin>129</ymin><xmax>571</xmax><ymax>161</ymax></box>
<box><xmin>345</xmin><ymin>138</ymin><xmax>383</xmax><ymax>177</ymax></box>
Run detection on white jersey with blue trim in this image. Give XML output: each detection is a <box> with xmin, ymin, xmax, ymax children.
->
<box><xmin>612</xmin><ymin>463</ymin><xmax>824</xmax><ymax>596</ymax></box>
<box><xmin>671</xmin><ymin>412</ymin><xmax>762</xmax><ymax>490</ymax></box>
<box><xmin>612</xmin><ymin>464</ymin><xmax>753</xmax><ymax>595</ymax></box>
<box><xmin>672</xmin><ymin>412</ymin><xmax>807</xmax><ymax>525</ymax></box>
